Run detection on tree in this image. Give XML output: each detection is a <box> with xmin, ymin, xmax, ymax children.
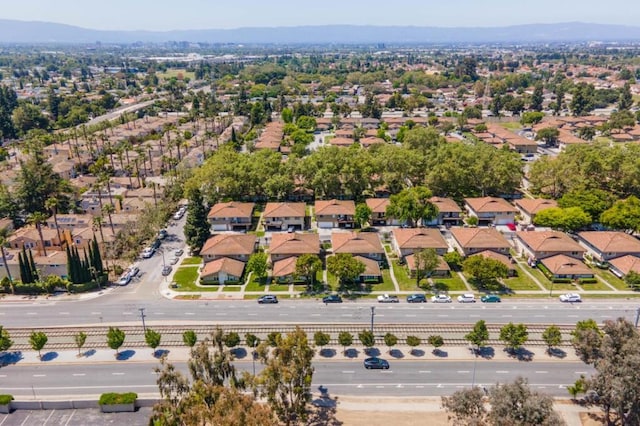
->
<box><xmin>246</xmin><ymin>252</ymin><xmax>268</xmax><ymax>280</ymax></box>
<box><xmin>294</xmin><ymin>254</ymin><xmax>322</xmax><ymax>289</ymax></box>
<box><xmin>427</xmin><ymin>335</ymin><xmax>444</xmax><ymax>354</ymax></box>
<box><xmin>145</xmin><ymin>329</ymin><xmax>162</xmax><ymax>355</ymax></box>
<box><xmin>444</xmin><ymin>251</ymin><xmax>464</xmax><ymax>269</ymax></box>
<box><xmin>354</xmin><ymin>203</ymin><xmax>372</xmax><ymax>228</ymax></box>
<box><xmin>358</xmin><ymin>329</ymin><xmax>375</xmax><ymax>351</ymax></box>
<box><xmin>570</xmin><ymin>83</ymin><xmax>595</xmax><ymax>116</ymax></box>
<box><xmin>266</xmin><ymin>332</ymin><xmax>282</xmax><ymax>347</ymax></box>
<box><xmin>619</xmin><ymin>82</ymin><xmax>633</xmax><ymax>111</ymax></box>
<box><xmin>406</xmin><ymin>336</ymin><xmax>421</xmax><ymax>355</ymax></box>
<box><xmin>385</xmin><ymin>186</ymin><xmax>438</xmax><ymax>227</ymax></box>
<box><xmin>256</xmin><ymin>327</ymin><xmax>315</xmax><ymax>426</ymax></box>
<box><xmin>27</xmin><ymin>211</ymin><xmax>49</xmax><ymax>256</ymax></box>
<box><xmin>558</xmin><ymin>188</ymin><xmax>615</xmax><ymax>221</ymax></box>
<box><xmin>499</xmin><ymin>323</ymin><xmax>529</xmax><ymax>354</ymax></box>
<box><xmin>530</xmin><ymin>83</ymin><xmax>544</xmax><ymax>112</ymax></box>
<box><xmin>600</xmin><ymin>196</ymin><xmax>640</xmax><ymax>234</ymax></box>
<box><xmin>535</xmin><ymin>127</ymin><xmax>560</xmax><ymax>146</ymax></box>
<box><xmin>107</xmin><ymin>327</ymin><xmax>125</xmax><ymax>356</ymax></box>
<box><xmin>463</xmin><ymin>256</ymin><xmax>508</xmax><ymax>288</ymax></box>
<box><xmin>624</xmin><ymin>271</ymin><xmax>640</xmax><ymax>290</ymax></box>
<box><xmin>488</xmin><ymin>377</ymin><xmax>564</xmax><ymax>426</ymax></box>
<box><xmin>12</xmin><ymin>103</ymin><xmax>50</xmax><ymax>135</ymax></box>
<box><xmin>313</xmin><ymin>331</ymin><xmax>330</xmax><ymax>352</ymax></box>
<box><xmin>74</xmin><ymin>331</ymin><xmax>87</xmax><ymax>356</ymax></box>
<box><xmin>182</xmin><ymin>330</ymin><xmax>198</xmax><ymax>347</ymax></box>
<box><xmin>414</xmin><ymin>248</ymin><xmax>440</xmax><ymax>286</ymax></box>
<box><xmin>383</xmin><ymin>332</ymin><xmax>398</xmax><ymax>353</ymax></box>
<box><xmin>184</xmin><ymin>188</ymin><xmax>210</xmax><ymax>253</ymax></box>
<box><xmin>442</xmin><ymin>386</ymin><xmax>487</xmax><ymax>426</ymax></box>
<box><xmin>0</xmin><ymin>326</ymin><xmax>13</xmax><ymax>353</ymax></box>
<box><xmin>326</xmin><ymin>253</ymin><xmax>365</xmax><ymax>286</ymax></box>
<box><xmin>533</xmin><ymin>206</ymin><xmax>592</xmax><ymax>232</ymax></box>
<box><xmin>245</xmin><ymin>333</ymin><xmax>260</xmax><ymax>350</ymax></box>
<box><xmin>224</xmin><ymin>332</ymin><xmax>241</xmax><ymax>350</ymax></box>
<box><xmin>521</xmin><ymin>111</ymin><xmax>545</xmax><ymax>125</ymax></box>
<box><xmin>465</xmin><ymin>320</ymin><xmax>490</xmax><ymax>354</ymax></box>
<box><xmin>542</xmin><ymin>325</ymin><xmax>562</xmax><ymax>355</ymax></box>
<box><xmin>338</xmin><ymin>331</ymin><xmax>353</xmax><ymax>355</ymax></box>
<box><xmin>571</xmin><ymin>318</ymin><xmax>603</xmax><ymax>365</ymax></box>
<box><xmin>29</xmin><ymin>331</ymin><xmax>48</xmax><ymax>359</ymax></box>
<box><xmin>0</xmin><ymin>227</ymin><xmax>14</xmax><ymax>293</ymax></box>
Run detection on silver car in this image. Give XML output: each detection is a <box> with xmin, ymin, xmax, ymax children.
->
<box><xmin>431</xmin><ymin>294</ymin><xmax>452</xmax><ymax>303</ymax></box>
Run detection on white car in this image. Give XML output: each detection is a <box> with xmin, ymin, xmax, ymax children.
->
<box><xmin>457</xmin><ymin>293</ymin><xmax>476</xmax><ymax>303</ymax></box>
<box><xmin>559</xmin><ymin>293</ymin><xmax>582</xmax><ymax>303</ymax></box>
<box><xmin>169</xmin><ymin>256</ymin><xmax>180</xmax><ymax>265</ymax></box>
<box><xmin>116</xmin><ymin>274</ymin><xmax>131</xmax><ymax>286</ymax></box>
<box><xmin>141</xmin><ymin>247</ymin><xmax>155</xmax><ymax>259</ymax></box>
<box><xmin>431</xmin><ymin>294</ymin><xmax>452</xmax><ymax>303</ymax></box>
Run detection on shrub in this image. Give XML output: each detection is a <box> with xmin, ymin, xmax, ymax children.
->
<box><xmin>99</xmin><ymin>392</ymin><xmax>137</xmax><ymax>405</ymax></box>
<box><xmin>552</xmin><ymin>278</ymin><xmax>572</xmax><ymax>283</ymax></box>
<box><xmin>578</xmin><ymin>278</ymin><xmax>598</xmax><ymax>284</ymax></box>
<box><xmin>0</xmin><ymin>395</ymin><xmax>13</xmax><ymax>405</ymax></box>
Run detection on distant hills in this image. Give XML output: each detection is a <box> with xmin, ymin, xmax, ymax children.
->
<box><xmin>2</xmin><ymin>20</ymin><xmax>640</xmax><ymax>44</ymax></box>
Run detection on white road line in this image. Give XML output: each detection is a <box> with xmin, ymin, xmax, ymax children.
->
<box><xmin>437</xmin><ymin>315</ymin><xmax>449</xmax><ymax>317</ymax></box>
<box><xmin>72</xmin><ymin>373</ymin><xmax>86</xmax><ymax>377</ymax></box>
<box><xmin>419</xmin><ymin>370</ymin><xmax>431</xmax><ymax>373</ymax></box>
<box><xmin>375</xmin><ymin>385</ymin><xmax>384</xmax><ymax>388</ymax></box>
<box><xmin>43</xmin><ymin>410</ymin><xmax>55</xmax><ymax>425</ymax></box>
<box><xmin>184</xmin><ymin>312</ymin><xmax>195</xmax><ymax>316</ymax></box>
<box><xmin>457</xmin><ymin>370</ymin><xmax>470</xmax><ymax>374</ymax></box>
<box><xmin>26</xmin><ymin>312</ymin><xmax>37</xmax><ymax>315</ymax></box>
<box><xmin>248</xmin><ymin>313</ymin><xmax>257</xmax><ymax>316</ymax></box>
<box><xmin>63</xmin><ymin>409</ymin><xmax>76</xmax><ymax>426</ymax></box>
<box><xmin>122</xmin><ymin>312</ymin><xmax>133</xmax><ymax>316</ymax></box>
<box><xmin>341</xmin><ymin>314</ymin><xmax>353</xmax><ymax>317</ymax></box>
<box><xmin>496</xmin><ymin>370</ymin><xmax>509</xmax><ymax>374</ymax></box>
<box><xmin>279</xmin><ymin>314</ymin><xmax>289</xmax><ymax>316</ymax></box>
<box><xmin>342</xmin><ymin>371</ymin><xmax>354</xmax><ymax>374</ymax></box>
<box><xmin>535</xmin><ymin>371</ymin><xmax>548</xmax><ymax>374</ymax></box>
<box><xmin>501</xmin><ymin>315</ymin><xmax>513</xmax><ymax>318</ymax></box>
<box><xmin>216</xmin><ymin>313</ymin><xmax>227</xmax><ymax>316</ymax></box>
<box><xmin>59</xmin><ymin>312</ymin><xmax>70</xmax><ymax>315</ymax></box>
<box><xmin>155</xmin><ymin>312</ymin><xmax>165</xmax><ymax>315</ymax></box>
<box><xmin>91</xmin><ymin>312</ymin><xmax>101</xmax><ymax>315</ymax></box>
<box><xmin>416</xmin><ymin>385</ymin><xmax>424</xmax><ymax>388</ymax></box>
<box><xmin>33</xmin><ymin>374</ymin><xmax>46</xmax><ymax>377</ymax></box>
<box><xmin>311</xmin><ymin>314</ymin><xmax>321</xmax><ymax>317</ymax></box>
<box><xmin>0</xmin><ymin>375</ymin><xmax>6</xmax><ymax>378</ymax></box>
<box><xmin>112</xmin><ymin>372</ymin><xmax>125</xmax><ymax>376</ymax></box>
<box><xmin>574</xmin><ymin>371</ymin><xmax>588</xmax><ymax>375</ymax></box>
<box><xmin>534</xmin><ymin>315</ymin><xmax>546</xmax><ymax>317</ymax></box>
<box><xmin>405</xmin><ymin>314</ymin><xmax>417</xmax><ymax>317</ymax></box>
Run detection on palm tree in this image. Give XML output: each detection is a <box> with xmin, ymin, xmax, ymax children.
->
<box><xmin>92</xmin><ymin>215</ymin><xmax>106</xmax><ymax>243</ymax></box>
<box><xmin>102</xmin><ymin>204</ymin><xmax>116</xmax><ymax>235</ymax></box>
<box><xmin>0</xmin><ymin>227</ymin><xmax>14</xmax><ymax>293</ymax></box>
<box><xmin>45</xmin><ymin>197</ymin><xmax>63</xmax><ymax>248</ymax></box>
<box><xmin>27</xmin><ymin>212</ymin><xmax>48</xmax><ymax>256</ymax></box>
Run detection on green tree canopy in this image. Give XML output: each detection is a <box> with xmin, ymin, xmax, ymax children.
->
<box><xmin>465</xmin><ymin>320</ymin><xmax>490</xmax><ymax>353</ymax></box>
<box><xmin>600</xmin><ymin>196</ymin><xmax>640</xmax><ymax>233</ymax></box>
<box><xmin>327</xmin><ymin>253</ymin><xmax>365</xmax><ymax>286</ymax></box>
<box><xmin>499</xmin><ymin>323</ymin><xmax>529</xmax><ymax>353</ymax></box>
<box><xmin>533</xmin><ymin>206</ymin><xmax>592</xmax><ymax>232</ymax></box>
<box><xmin>386</xmin><ymin>186</ymin><xmax>438</xmax><ymax>227</ymax></box>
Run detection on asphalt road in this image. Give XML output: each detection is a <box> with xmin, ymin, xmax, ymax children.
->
<box><xmin>0</xmin><ymin>359</ymin><xmax>593</xmax><ymax>399</ymax></box>
<box><xmin>1</xmin><ymin>298</ymin><xmax>638</xmax><ymax>328</ymax></box>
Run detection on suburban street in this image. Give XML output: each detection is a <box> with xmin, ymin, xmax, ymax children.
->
<box><xmin>0</xmin><ymin>360</ymin><xmax>594</xmax><ymax>399</ymax></box>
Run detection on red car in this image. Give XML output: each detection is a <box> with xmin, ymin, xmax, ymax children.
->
<box><xmin>506</xmin><ymin>223</ymin><xmax>517</xmax><ymax>231</ymax></box>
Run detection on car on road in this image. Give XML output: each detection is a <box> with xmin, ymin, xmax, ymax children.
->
<box><xmin>116</xmin><ymin>274</ymin><xmax>131</xmax><ymax>286</ymax></box>
<box><xmin>364</xmin><ymin>357</ymin><xmax>390</xmax><ymax>370</ymax></box>
<box><xmin>481</xmin><ymin>294</ymin><xmax>502</xmax><ymax>303</ymax></box>
<box><xmin>258</xmin><ymin>295</ymin><xmax>278</xmax><ymax>304</ymax></box>
<box><xmin>457</xmin><ymin>293</ymin><xmax>477</xmax><ymax>303</ymax></box>
<box><xmin>128</xmin><ymin>266</ymin><xmax>140</xmax><ymax>278</ymax></box>
<box><xmin>406</xmin><ymin>293</ymin><xmax>427</xmax><ymax>303</ymax></box>
<box><xmin>431</xmin><ymin>294</ymin><xmax>452</xmax><ymax>303</ymax></box>
<box><xmin>174</xmin><ymin>248</ymin><xmax>184</xmax><ymax>257</ymax></box>
<box><xmin>322</xmin><ymin>294</ymin><xmax>343</xmax><ymax>304</ymax></box>
<box><xmin>141</xmin><ymin>247</ymin><xmax>155</xmax><ymax>259</ymax></box>
<box><xmin>377</xmin><ymin>294</ymin><xmax>399</xmax><ymax>303</ymax></box>
<box><xmin>158</xmin><ymin>229</ymin><xmax>168</xmax><ymax>240</ymax></box>
<box><xmin>161</xmin><ymin>265</ymin><xmax>172</xmax><ymax>276</ymax></box>
<box><xmin>559</xmin><ymin>293</ymin><xmax>582</xmax><ymax>303</ymax></box>
<box><xmin>151</xmin><ymin>238</ymin><xmax>162</xmax><ymax>250</ymax></box>
<box><xmin>169</xmin><ymin>256</ymin><xmax>179</xmax><ymax>265</ymax></box>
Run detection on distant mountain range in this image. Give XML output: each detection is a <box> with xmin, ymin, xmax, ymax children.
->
<box><xmin>2</xmin><ymin>20</ymin><xmax>640</xmax><ymax>44</ymax></box>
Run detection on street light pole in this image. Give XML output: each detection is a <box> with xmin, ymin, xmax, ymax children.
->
<box><xmin>139</xmin><ymin>308</ymin><xmax>147</xmax><ymax>333</ymax></box>
<box><xmin>252</xmin><ymin>340</ymin><xmax>257</xmax><ymax>376</ymax></box>
<box><xmin>635</xmin><ymin>307</ymin><xmax>640</xmax><ymax>328</ymax></box>
<box><xmin>370</xmin><ymin>306</ymin><xmax>375</xmax><ymax>334</ymax></box>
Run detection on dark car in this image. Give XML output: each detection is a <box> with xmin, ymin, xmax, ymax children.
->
<box><xmin>481</xmin><ymin>294</ymin><xmax>502</xmax><ymax>303</ymax></box>
<box><xmin>258</xmin><ymin>295</ymin><xmax>278</xmax><ymax>304</ymax></box>
<box><xmin>151</xmin><ymin>238</ymin><xmax>162</xmax><ymax>250</ymax></box>
<box><xmin>161</xmin><ymin>265</ymin><xmax>172</xmax><ymax>276</ymax></box>
<box><xmin>364</xmin><ymin>357</ymin><xmax>390</xmax><ymax>370</ymax></box>
<box><xmin>406</xmin><ymin>293</ymin><xmax>427</xmax><ymax>303</ymax></box>
<box><xmin>322</xmin><ymin>295</ymin><xmax>342</xmax><ymax>304</ymax></box>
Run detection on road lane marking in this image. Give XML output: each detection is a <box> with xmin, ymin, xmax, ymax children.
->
<box><xmin>416</xmin><ymin>386</ymin><xmax>424</xmax><ymax>388</ymax></box>
<box><xmin>33</xmin><ymin>374</ymin><xmax>46</xmax><ymax>377</ymax></box>
<box><xmin>91</xmin><ymin>312</ymin><xmax>101</xmax><ymax>315</ymax></box>
<box><xmin>72</xmin><ymin>374</ymin><xmax>85</xmax><ymax>377</ymax></box>
<box><xmin>419</xmin><ymin>371</ymin><xmax>431</xmax><ymax>373</ymax></box>
<box><xmin>26</xmin><ymin>312</ymin><xmax>37</xmax><ymax>315</ymax></box>
<box><xmin>184</xmin><ymin>312</ymin><xmax>195</xmax><ymax>316</ymax></box>
<box><xmin>342</xmin><ymin>371</ymin><xmax>354</xmax><ymax>374</ymax></box>
<box><xmin>375</xmin><ymin>385</ymin><xmax>384</xmax><ymax>388</ymax></box>
<box><xmin>501</xmin><ymin>315</ymin><xmax>512</xmax><ymax>318</ymax></box>
<box><xmin>248</xmin><ymin>313</ymin><xmax>257</xmax><ymax>316</ymax></box>
<box><xmin>122</xmin><ymin>312</ymin><xmax>133</xmax><ymax>316</ymax></box>
<box><xmin>59</xmin><ymin>312</ymin><xmax>69</xmax><ymax>315</ymax></box>
<box><xmin>405</xmin><ymin>314</ymin><xmax>417</xmax><ymax>317</ymax></box>
<box><xmin>216</xmin><ymin>313</ymin><xmax>227</xmax><ymax>316</ymax></box>
<box><xmin>154</xmin><ymin>312</ymin><xmax>165</xmax><ymax>315</ymax></box>
<box><xmin>112</xmin><ymin>373</ymin><xmax>125</xmax><ymax>376</ymax></box>
<box><xmin>496</xmin><ymin>371</ymin><xmax>509</xmax><ymax>374</ymax></box>
<box><xmin>457</xmin><ymin>370</ymin><xmax>470</xmax><ymax>374</ymax></box>
<box><xmin>311</xmin><ymin>314</ymin><xmax>321</xmax><ymax>317</ymax></box>
<box><xmin>535</xmin><ymin>371</ymin><xmax>548</xmax><ymax>374</ymax></box>
<box><xmin>279</xmin><ymin>314</ymin><xmax>289</xmax><ymax>316</ymax></box>
<box><xmin>574</xmin><ymin>371</ymin><xmax>588</xmax><ymax>375</ymax></box>
<box><xmin>0</xmin><ymin>375</ymin><xmax>6</xmax><ymax>378</ymax></box>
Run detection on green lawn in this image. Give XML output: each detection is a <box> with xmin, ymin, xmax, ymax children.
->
<box><xmin>222</xmin><ymin>286</ymin><xmax>242</xmax><ymax>292</ymax></box>
<box><xmin>384</xmin><ymin>244</ymin><xmax>393</xmax><ymax>254</ymax></box>
<box><xmin>268</xmin><ymin>283</ymin><xmax>290</xmax><ymax>292</ymax></box>
<box><xmin>326</xmin><ymin>271</ymin><xmax>338</xmax><ymax>290</ymax></box>
<box><xmin>245</xmin><ymin>276</ymin><xmax>266</xmax><ymax>292</ymax></box>
<box><xmin>500</xmin><ymin>122</ymin><xmax>522</xmax><ymax>130</ymax></box>
<box><xmin>172</xmin><ymin>267</ymin><xmax>219</xmax><ymax>292</ymax></box>
<box><xmin>580</xmin><ymin>279</ymin><xmax>613</xmax><ymax>291</ymax></box>
<box><xmin>432</xmin><ymin>273</ymin><xmax>468</xmax><ymax>292</ymax></box>
<box><xmin>392</xmin><ymin>261</ymin><xmax>417</xmax><ymax>291</ymax></box>
<box><xmin>547</xmin><ymin>282</ymin><xmax>580</xmax><ymax>292</ymax></box>
<box><xmin>376</xmin><ymin>270</ymin><xmax>396</xmax><ymax>292</ymax></box>
<box><xmin>523</xmin><ymin>265</ymin><xmax>552</xmax><ymax>290</ymax></box>
<box><xmin>181</xmin><ymin>257</ymin><xmax>202</xmax><ymax>266</ymax></box>
<box><xmin>595</xmin><ymin>270</ymin><xmax>629</xmax><ymax>291</ymax></box>
<box><xmin>503</xmin><ymin>269</ymin><xmax>541</xmax><ymax>291</ymax></box>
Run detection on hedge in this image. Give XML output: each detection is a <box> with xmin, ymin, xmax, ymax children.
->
<box><xmin>552</xmin><ymin>278</ymin><xmax>573</xmax><ymax>283</ymax></box>
<box><xmin>578</xmin><ymin>278</ymin><xmax>598</xmax><ymax>284</ymax></box>
<box><xmin>68</xmin><ymin>281</ymin><xmax>100</xmax><ymax>293</ymax></box>
<box><xmin>0</xmin><ymin>395</ymin><xmax>13</xmax><ymax>405</ymax></box>
<box><xmin>99</xmin><ymin>392</ymin><xmax>138</xmax><ymax>405</ymax></box>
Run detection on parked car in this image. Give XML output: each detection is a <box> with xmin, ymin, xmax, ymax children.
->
<box><xmin>322</xmin><ymin>294</ymin><xmax>343</xmax><ymax>304</ymax></box>
<box><xmin>457</xmin><ymin>293</ymin><xmax>477</xmax><ymax>303</ymax></box>
<box><xmin>141</xmin><ymin>247</ymin><xmax>155</xmax><ymax>259</ymax></box>
<box><xmin>161</xmin><ymin>265</ymin><xmax>172</xmax><ymax>276</ymax></box>
<box><xmin>431</xmin><ymin>294</ymin><xmax>452</xmax><ymax>303</ymax></box>
<box><xmin>377</xmin><ymin>294</ymin><xmax>399</xmax><ymax>303</ymax></box>
<box><xmin>406</xmin><ymin>294</ymin><xmax>427</xmax><ymax>303</ymax></box>
<box><xmin>506</xmin><ymin>223</ymin><xmax>517</xmax><ymax>231</ymax></box>
<box><xmin>258</xmin><ymin>295</ymin><xmax>278</xmax><ymax>304</ymax></box>
<box><xmin>174</xmin><ymin>248</ymin><xmax>184</xmax><ymax>257</ymax></box>
<box><xmin>559</xmin><ymin>293</ymin><xmax>582</xmax><ymax>303</ymax></box>
<box><xmin>169</xmin><ymin>256</ymin><xmax>179</xmax><ymax>265</ymax></box>
<box><xmin>481</xmin><ymin>294</ymin><xmax>502</xmax><ymax>303</ymax></box>
<box><xmin>151</xmin><ymin>239</ymin><xmax>161</xmax><ymax>250</ymax></box>
<box><xmin>158</xmin><ymin>229</ymin><xmax>168</xmax><ymax>240</ymax></box>
<box><xmin>116</xmin><ymin>274</ymin><xmax>131</xmax><ymax>286</ymax></box>
<box><xmin>128</xmin><ymin>266</ymin><xmax>140</xmax><ymax>278</ymax></box>
<box><xmin>364</xmin><ymin>357</ymin><xmax>390</xmax><ymax>370</ymax></box>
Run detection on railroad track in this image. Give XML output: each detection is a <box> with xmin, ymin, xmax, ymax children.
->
<box><xmin>3</xmin><ymin>323</ymin><xmax>577</xmax><ymax>351</ymax></box>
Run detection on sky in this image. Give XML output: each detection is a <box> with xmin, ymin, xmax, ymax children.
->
<box><xmin>2</xmin><ymin>0</ymin><xmax>639</xmax><ymax>31</ymax></box>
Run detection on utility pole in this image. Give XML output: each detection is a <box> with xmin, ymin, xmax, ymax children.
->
<box><xmin>139</xmin><ymin>308</ymin><xmax>147</xmax><ymax>333</ymax></box>
<box><xmin>370</xmin><ymin>306</ymin><xmax>375</xmax><ymax>335</ymax></box>
<box><xmin>635</xmin><ymin>307</ymin><xmax>640</xmax><ymax>328</ymax></box>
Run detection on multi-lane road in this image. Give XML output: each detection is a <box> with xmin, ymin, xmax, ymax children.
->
<box><xmin>0</xmin><ymin>360</ymin><xmax>594</xmax><ymax>399</ymax></box>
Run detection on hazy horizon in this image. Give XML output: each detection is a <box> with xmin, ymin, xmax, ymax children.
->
<box><xmin>2</xmin><ymin>0</ymin><xmax>639</xmax><ymax>32</ymax></box>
